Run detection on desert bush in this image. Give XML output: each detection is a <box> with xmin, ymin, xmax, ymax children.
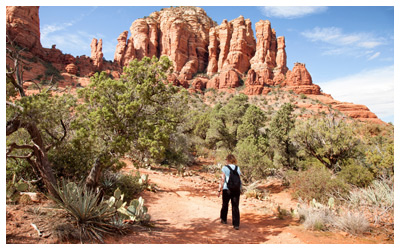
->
<box><xmin>334</xmin><ymin>211</ymin><xmax>370</xmax><ymax>235</ymax></box>
<box><xmin>348</xmin><ymin>179</ymin><xmax>394</xmax><ymax>211</ymax></box>
<box><xmin>287</xmin><ymin>166</ymin><xmax>349</xmax><ymax>203</ymax></box>
<box><xmin>338</xmin><ymin>163</ymin><xmax>374</xmax><ymax>187</ymax></box>
<box><xmin>298</xmin><ymin>206</ymin><xmax>334</xmax><ymax>231</ymax></box>
<box><xmin>100</xmin><ymin>170</ymin><xmax>144</xmax><ymax>203</ymax></box>
<box><xmin>243</xmin><ymin>181</ymin><xmax>269</xmax><ymax>200</ymax></box>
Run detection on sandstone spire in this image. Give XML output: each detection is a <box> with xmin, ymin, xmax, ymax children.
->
<box><xmin>90</xmin><ymin>38</ymin><xmax>104</xmax><ymax>70</ymax></box>
<box><xmin>114</xmin><ymin>31</ymin><xmax>129</xmax><ymax>66</ymax></box>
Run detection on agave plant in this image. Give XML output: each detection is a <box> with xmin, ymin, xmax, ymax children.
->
<box><xmin>51</xmin><ymin>179</ymin><xmax>126</xmax><ymax>243</ymax></box>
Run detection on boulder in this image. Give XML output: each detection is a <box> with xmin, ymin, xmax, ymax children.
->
<box><xmin>65</xmin><ymin>63</ymin><xmax>78</xmax><ymax>75</ymax></box>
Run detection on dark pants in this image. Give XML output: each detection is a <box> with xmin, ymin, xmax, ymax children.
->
<box><xmin>220</xmin><ymin>189</ymin><xmax>240</xmax><ymax>227</ymax></box>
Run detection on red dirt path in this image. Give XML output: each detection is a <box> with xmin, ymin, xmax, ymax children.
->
<box><xmin>6</xmin><ymin>160</ymin><xmax>392</xmax><ymax>244</ymax></box>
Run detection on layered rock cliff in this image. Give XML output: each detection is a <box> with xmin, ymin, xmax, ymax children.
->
<box><xmin>5</xmin><ymin>6</ymin><xmax>383</xmax><ymax>124</ymax></box>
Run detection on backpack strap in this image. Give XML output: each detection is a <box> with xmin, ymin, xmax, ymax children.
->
<box><xmin>226</xmin><ymin>165</ymin><xmax>237</xmax><ymax>172</ymax></box>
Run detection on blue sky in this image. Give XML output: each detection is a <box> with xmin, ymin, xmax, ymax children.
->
<box><xmin>4</xmin><ymin>1</ymin><xmax>397</xmax><ymax>123</ymax></box>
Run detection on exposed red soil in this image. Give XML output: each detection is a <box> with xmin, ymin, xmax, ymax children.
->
<box><xmin>6</xmin><ymin>159</ymin><xmax>393</xmax><ymax>244</ymax></box>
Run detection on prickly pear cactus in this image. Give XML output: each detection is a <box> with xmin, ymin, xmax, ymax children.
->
<box><xmin>328</xmin><ymin>197</ymin><xmax>335</xmax><ymax>209</ymax></box>
<box><xmin>118</xmin><ymin>196</ymin><xmax>151</xmax><ymax>224</ymax></box>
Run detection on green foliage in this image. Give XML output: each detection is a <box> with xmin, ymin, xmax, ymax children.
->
<box><xmin>100</xmin><ymin>171</ymin><xmax>145</xmax><ymax>203</ymax></box>
<box><xmin>287</xmin><ymin>166</ymin><xmax>349</xmax><ymax>203</ymax></box>
<box><xmin>365</xmin><ymin>142</ymin><xmax>394</xmax><ymax>178</ymax></box>
<box><xmin>6</xmin><ymin>175</ymin><xmax>30</xmax><ymax>203</ymax></box>
<box><xmin>41</xmin><ymin>61</ymin><xmax>64</xmax><ymax>81</ymax></box>
<box><xmin>51</xmin><ymin>180</ymin><xmax>126</xmax><ymax>243</ymax></box>
<box><xmin>291</xmin><ymin>115</ymin><xmax>361</xmax><ymax>172</ymax></box>
<box><xmin>118</xmin><ymin>197</ymin><xmax>151</xmax><ymax>224</ymax></box>
<box><xmin>338</xmin><ymin>163</ymin><xmax>374</xmax><ymax>187</ymax></box>
<box><xmin>269</xmin><ymin>103</ymin><xmax>297</xmax><ymax>169</ymax></box>
<box><xmin>76</xmin><ymin>56</ymin><xmax>187</xmax><ymax>170</ymax></box>
<box><xmin>237</xmin><ymin>105</ymin><xmax>266</xmax><ymax>141</ymax></box>
<box><xmin>235</xmin><ymin>136</ymin><xmax>272</xmax><ymax>182</ymax></box>
<box><xmin>206</xmin><ymin>94</ymin><xmax>249</xmax><ymax>150</ymax></box>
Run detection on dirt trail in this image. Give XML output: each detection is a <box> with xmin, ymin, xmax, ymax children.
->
<box><xmin>6</xmin><ymin>160</ymin><xmax>389</xmax><ymax>244</ymax></box>
<box><xmin>105</xmin><ymin>163</ymin><xmax>380</xmax><ymax>244</ymax></box>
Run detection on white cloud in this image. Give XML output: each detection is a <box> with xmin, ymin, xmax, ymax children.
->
<box><xmin>42</xmin><ymin>33</ymin><xmax>92</xmax><ymax>56</ymax></box>
<box><xmin>41</xmin><ymin>7</ymin><xmax>98</xmax><ymax>44</ymax></box>
<box><xmin>261</xmin><ymin>6</ymin><xmax>327</xmax><ymax>19</ymax></box>
<box><xmin>301</xmin><ymin>27</ymin><xmax>385</xmax><ymax>49</ymax></box>
<box><xmin>368</xmin><ymin>52</ymin><xmax>381</xmax><ymax>61</ymax></box>
<box><xmin>319</xmin><ymin>65</ymin><xmax>394</xmax><ymax>122</ymax></box>
<box><xmin>301</xmin><ymin>26</ymin><xmax>387</xmax><ymax>60</ymax></box>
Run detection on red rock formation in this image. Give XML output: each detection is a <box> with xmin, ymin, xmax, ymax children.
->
<box><xmin>275</xmin><ymin>36</ymin><xmax>288</xmax><ymax>75</ymax></box>
<box><xmin>114</xmin><ymin>31</ymin><xmax>129</xmax><ymax>66</ymax></box>
<box><xmin>222</xmin><ymin>16</ymin><xmax>256</xmax><ymax>73</ymax></box>
<box><xmin>90</xmin><ymin>38</ymin><xmax>104</xmax><ymax>70</ymax></box>
<box><xmin>206</xmin><ymin>27</ymin><xmax>219</xmax><ymax>76</ymax></box>
<box><xmin>207</xmin><ymin>16</ymin><xmax>256</xmax><ymax>75</ymax></box>
<box><xmin>218</xmin><ymin>70</ymin><xmax>241</xmax><ymax>89</ymax></box>
<box><xmin>114</xmin><ymin>7</ymin><xmax>215</xmax><ymax>79</ymax></box>
<box><xmin>6</xmin><ymin>6</ymin><xmax>43</xmax><ymax>57</ymax></box>
<box><xmin>192</xmin><ymin>77</ymin><xmax>208</xmax><ymax>90</ymax></box>
<box><xmin>250</xmin><ymin>20</ymin><xmax>276</xmax><ymax>70</ymax></box>
<box><xmin>281</xmin><ymin>63</ymin><xmax>321</xmax><ymax>95</ymax></box>
<box><xmin>65</xmin><ymin>63</ymin><xmax>77</xmax><ymax>75</ymax></box>
<box><xmin>285</xmin><ymin>63</ymin><xmax>312</xmax><ymax>86</ymax></box>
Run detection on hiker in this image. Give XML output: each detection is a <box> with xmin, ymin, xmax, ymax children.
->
<box><xmin>218</xmin><ymin>154</ymin><xmax>242</xmax><ymax>230</ymax></box>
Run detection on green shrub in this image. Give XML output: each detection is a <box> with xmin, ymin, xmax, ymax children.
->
<box><xmin>100</xmin><ymin>171</ymin><xmax>144</xmax><ymax>203</ymax></box>
<box><xmin>235</xmin><ymin>137</ymin><xmax>274</xmax><ymax>182</ymax></box>
<box><xmin>338</xmin><ymin>163</ymin><xmax>374</xmax><ymax>187</ymax></box>
<box><xmin>287</xmin><ymin>166</ymin><xmax>349</xmax><ymax>203</ymax></box>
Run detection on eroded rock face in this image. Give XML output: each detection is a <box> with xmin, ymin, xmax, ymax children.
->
<box><xmin>246</xmin><ymin>20</ymin><xmax>289</xmax><ymax>89</ymax></box>
<box><xmin>114</xmin><ymin>31</ymin><xmax>129</xmax><ymax>66</ymax></box>
<box><xmin>207</xmin><ymin>16</ymin><xmax>256</xmax><ymax>75</ymax></box>
<box><xmin>6</xmin><ymin>6</ymin><xmax>43</xmax><ymax>56</ymax></box>
<box><xmin>285</xmin><ymin>63</ymin><xmax>312</xmax><ymax>86</ymax></box>
<box><xmin>250</xmin><ymin>20</ymin><xmax>276</xmax><ymax>70</ymax></box>
<box><xmin>90</xmin><ymin>38</ymin><xmax>104</xmax><ymax>70</ymax></box>
<box><xmin>114</xmin><ymin>7</ymin><xmax>215</xmax><ymax>79</ymax></box>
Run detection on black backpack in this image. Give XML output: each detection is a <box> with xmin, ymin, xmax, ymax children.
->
<box><xmin>226</xmin><ymin>165</ymin><xmax>241</xmax><ymax>193</ymax></box>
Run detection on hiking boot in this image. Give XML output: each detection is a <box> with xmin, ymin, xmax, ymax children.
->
<box><xmin>220</xmin><ymin>219</ymin><xmax>227</xmax><ymax>224</ymax></box>
<box><xmin>234</xmin><ymin>226</ymin><xmax>239</xmax><ymax>230</ymax></box>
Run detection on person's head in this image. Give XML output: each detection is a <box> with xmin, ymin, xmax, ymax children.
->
<box><xmin>226</xmin><ymin>154</ymin><xmax>237</xmax><ymax>165</ymax></box>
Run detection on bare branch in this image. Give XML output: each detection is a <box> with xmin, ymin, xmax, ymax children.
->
<box><xmin>7</xmin><ymin>153</ymin><xmax>34</xmax><ymax>160</ymax></box>
<box><xmin>45</xmin><ymin>119</ymin><xmax>68</xmax><ymax>151</ymax></box>
<box><xmin>6</xmin><ymin>101</ymin><xmax>24</xmax><ymax>111</ymax></box>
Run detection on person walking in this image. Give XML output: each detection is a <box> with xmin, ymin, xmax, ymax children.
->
<box><xmin>218</xmin><ymin>154</ymin><xmax>241</xmax><ymax>230</ymax></box>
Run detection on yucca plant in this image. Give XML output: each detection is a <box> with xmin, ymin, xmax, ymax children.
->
<box><xmin>51</xmin><ymin>179</ymin><xmax>126</xmax><ymax>243</ymax></box>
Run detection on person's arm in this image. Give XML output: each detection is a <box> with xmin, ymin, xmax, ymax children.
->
<box><xmin>218</xmin><ymin>172</ymin><xmax>225</xmax><ymax>197</ymax></box>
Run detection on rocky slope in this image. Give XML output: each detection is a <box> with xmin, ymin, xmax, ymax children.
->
<box><xmin>6</xmin><ymin>6</ymin><xmax>383</xmax><ymax>124</ymax></box>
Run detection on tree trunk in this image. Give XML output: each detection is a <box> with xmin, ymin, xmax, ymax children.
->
<box><xmin>85</xmin><ymin>157</ymin><xmax>103</xmax><ymax>190</ymax></box>
<box><xmin>25</xmin><ymin>122</ymin><xmax>59</xmax><ymax>198</ymax></box>
<box><xmin>7</xmin><ymin>118</ymin><xmax>59</xmax><ymax>199</ymax></box>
